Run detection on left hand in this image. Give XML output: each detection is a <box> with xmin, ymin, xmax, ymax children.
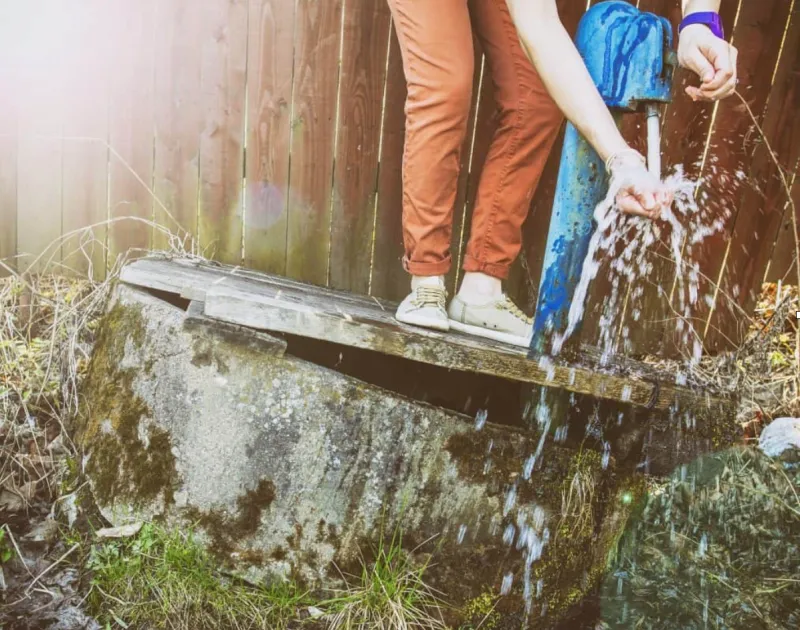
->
<box><xmin>678</xmin><ymin>24</ymin><xmax>738</xmax><ymax>101</ymax></box>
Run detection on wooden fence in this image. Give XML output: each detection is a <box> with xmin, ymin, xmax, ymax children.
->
<box><xmin>0</xmin><ymin>0</ymin><xmax>799</xmax><ymax>358</ymax></box>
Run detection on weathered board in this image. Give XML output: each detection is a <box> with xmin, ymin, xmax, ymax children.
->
<box><xmin>152</xmin><ymin>0</ymin><xmax>204</xmax><ymax>249</ymax></box>
<box><xmin>243</xmin><ymin>0</ymin><xmax>295</xmax><ymax>275</ymax></box>
<box><xmin>108</xmin><ymin>0</ymin><xmax>157</xmax><ymax>267</ymax></box>
<box><xmin>120</xmin><ymin>257</ymin><xmax>734</xmax><ymax>415</ymax></box>
<box><xmin>328</xmin><ymin>0</ymin><xmax>392</xmax><ymax>295</ymax></box>
<box><xmin>197</xmin><ymin>0</ymin><xmax>248</xmax><ymax>265</ymax></box>
<box><xmin>285</xmin><ymin>0</ymin><xmax>344</xmax><ymax>286</ymax></box>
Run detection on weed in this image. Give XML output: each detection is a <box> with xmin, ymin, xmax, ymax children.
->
<box><xmin>87</xmin><ymin>522</ymin><xmax>308</xmax><ymax>630</ymax></box>
<box><xmin>0</xmin><ymin>527</ymin><xmax>13</xmax><ymax>564</ymax></box>
<box><xmin>323</xmin><ymin>527</ymin><xmax>446</xmax><ymax>630</ymax></box>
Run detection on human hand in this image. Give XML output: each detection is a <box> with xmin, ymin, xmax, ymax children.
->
<box><xmin>606</xmin><ymin>150</ymin><xmax>672</xmax><ymax>219</ymax></box>
<box><xmin>678</xmin><ymin>24</ymin><xmax>738</xmax><ymax>101</ymax></box>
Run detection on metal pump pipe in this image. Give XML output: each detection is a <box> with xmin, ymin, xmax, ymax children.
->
<box><xmin>530</xmin><ymin>0</ymin><xmax>677</xmax><ymax>356</ymax></box>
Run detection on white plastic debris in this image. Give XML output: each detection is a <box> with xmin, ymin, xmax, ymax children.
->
<box><xmin>758</xmin><ymin>417</ymin><xmax>800</xmax><ymax>458</ymax></box>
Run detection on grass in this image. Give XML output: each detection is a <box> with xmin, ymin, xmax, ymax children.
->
<box><xmin>323</xmin><ymin>529</ymin><xmax>446</xmax><ymax>630</ymax></box>
<box><xmin>87</xmin><ymin>522</ymin><xmax>311</xmax><ymax>630</ymax></box>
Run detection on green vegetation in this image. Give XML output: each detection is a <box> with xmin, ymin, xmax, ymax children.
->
<box><xmin>87</xmin><ymin>523</ymin><xmax>309</xmax><ymax>629</ymax></box>
<box><xmin>323</xmin><ymin>529</ymin><xmax>446</xmax><ymax>630</ymax></box>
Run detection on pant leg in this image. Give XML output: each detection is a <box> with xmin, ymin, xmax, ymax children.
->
<box><xmin>464</xmin><ymin>0</ymin><xmax>564</xmax><ymax>280</ymax></box>
<box><xmin>387</xmin><ymin>0</ymin><xmax>475</xmax><ymax>277</ymax></box>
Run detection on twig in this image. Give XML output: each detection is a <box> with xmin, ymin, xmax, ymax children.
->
<box><xmin>24</xmin><ymin>543</ymin><xmax>80</xmax><ymax>595</ymax></box>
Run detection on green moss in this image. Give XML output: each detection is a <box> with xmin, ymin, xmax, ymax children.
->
<box><xmin>460</xmin><ymin>592</ymin><xmax>500</xmax><ymax>630</ymax></box>
<box><xmin>76</xmin><ymin>299</ymin><xmax>179</xmax><ymax>509</ymax></box>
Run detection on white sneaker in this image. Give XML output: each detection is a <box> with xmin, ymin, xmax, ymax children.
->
<box><xmin>395</xmin><ymin>284</ymin><xmax>449</xmax><ymax>332</ymax></box>
<box><xmin>448</xmin><ymin>293</ymin><xmax>532</xmax><ymax>347</ymax></box>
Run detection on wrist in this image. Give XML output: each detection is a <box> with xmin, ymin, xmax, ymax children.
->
<box><xmin>679</xmin><ymin>11</ymin><xmax>724</xmax><ymax>40</ymax></box>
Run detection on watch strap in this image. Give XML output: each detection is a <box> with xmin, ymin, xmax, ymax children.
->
<box><xmin>679</xmin><ymin>12</ymin><xmax>725</xmax><ymax>40</ymax></box>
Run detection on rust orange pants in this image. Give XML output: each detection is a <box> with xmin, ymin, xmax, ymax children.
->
<box><xmin>388</xmin><ymin>0</ymin><xmax>564</xmax><ymax>280</ymax></box>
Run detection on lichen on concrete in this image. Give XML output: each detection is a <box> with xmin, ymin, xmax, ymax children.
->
<box><xmin>76</xmin><ymin>283</ymin><xmax>643</xmax><ymax>627</ymax></box>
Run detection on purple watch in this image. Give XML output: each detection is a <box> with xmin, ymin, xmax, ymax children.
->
<box><xmin>679</xmin><ymin>12</ymin><xmax>725</xmax><ymax>40</ymax></box>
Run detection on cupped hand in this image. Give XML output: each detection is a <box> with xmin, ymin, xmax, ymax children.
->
<box><xmin>607</xmin><ymin>151</ymin><xmax>673</xmax><ymax>220</ymax></box>
<box><xmin>678</xmin><ymin>23</ymin><xmax>738</xmax><ymax>102</ymax></box>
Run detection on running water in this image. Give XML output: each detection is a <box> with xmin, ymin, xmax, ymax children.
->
<box><xmin>551</xmin><ymin>164</ymin><xmax>733</xmax><ymax>365</ymax></box>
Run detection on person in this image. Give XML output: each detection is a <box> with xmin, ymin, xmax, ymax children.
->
<box><xmin>389</xmin><ymin>0</ymin><xmax>738</xmax><ymax>347</ymax></box>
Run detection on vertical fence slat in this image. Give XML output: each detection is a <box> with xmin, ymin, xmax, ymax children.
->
<box><xmin>328</xmin><ymin>0</ymin><xmax>392</xmax><ymax>294</ymax></box>
<box><xmin>285</xmin><ymin>0</ymin><xmax>344</xmax><ymax>286</ymax></box>
<box><xmin>244</xmin><ymin>0</ymin><xmax>295</xmax><ymax>274</ymax></box>
<box><xmin>15</xmin><ymin>1</ymin><xmax>66</xmax><ymax>273</ymax></box>
<box><xmin>152</xmin><ymin>0</ymin><xmax>204</xmax><ymax>250</ymax></box>
<box><xmin>370</xmin><ymin>24</ymin><xmax>407</xmax><ymax>302</ymax></box>
<box><xmin>61</xmin><ymin>0</ymin><xmax>110</xmax><ymax>279</ymax></box>
<box><xmin>674</xmin><ymin>0</ymin><xmax>791</xmax><ymax>354</ymax></box>
<box><xmin>109</xmin><ymin>0</ymin><xmax>157</xmax><ymax>266</ymax></box>
<box><xmin>197</xmin><ymin>0</ymin><xmax>248</xmax><ymax>265</ymax></box>
<box><xmin>769</xmin><ymin>173</ymin><xmax>800</xmax><ymax>282</ymax></box>
<box><xmin>706</xmin><ymin>11</ymin><xmax>800</xmax><ymax>350</ymax></box>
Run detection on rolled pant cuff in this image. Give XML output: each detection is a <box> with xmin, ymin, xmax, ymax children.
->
<box><xmin>403</xmin><ymin>256</ymin><xmax>452</xmax><ymax>277</ymax></box>
<box><xmin>462</xmin><ymin>255</ymin><xmax>510</xmax><ymax>280</ymax></box>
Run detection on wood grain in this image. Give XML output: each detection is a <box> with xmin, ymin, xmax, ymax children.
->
<box><xmin>152</xmin><ymin>0</ymin><xmax>205</xmax><ymax>249</ymax></box>
<box><xmin>369</xmin><ymin>22</ymin><xmax>408</xmax><ymax>302</ymax></box>
<box><xmin>108</xmin><ymin>0</ymin><xmax>157</xmax><ymax>267</ymax></box>
<box><xmin>243</xmin><ymin>0</ymin><xmax>296</xmax><ymax>275</ymax></box>
<box><xmin>197</xmin><ymin>0</ymin><xmax>248</xmax><ymax>265</ymax></box>
<box><xmin>328</xmin><ymin>0</ymin><xmax>392</xmax><ymax>294</ymax></box>
<box><xmin>120</xmin><ymin>256</ymin><xmax>735</xmax><ymax>414</ymax></box>
<box><xmin>285</xmin><ymin>0</ymin><xmax>344</xmax><ymax>286</ymax></box>
<box><xmin>707</xmin><ymin>13</ymin><xmax>800</xmax><ymax>348</ymax></box>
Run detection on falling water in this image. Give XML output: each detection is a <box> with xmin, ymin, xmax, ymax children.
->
<box><xmin>551</xmin><ymin>165</ymin><xmax>730</xmax><ymax>365</ymax></box>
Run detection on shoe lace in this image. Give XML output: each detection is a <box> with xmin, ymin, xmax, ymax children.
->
<box><xmin>411</xmin><ymin>286</ymin><xmax>446</xmax><ymax>310</ymax></box>
<box><xmin>498</xmin><ymin>294</ymin><xmax>532</xmax><ymax>324</ymax></box>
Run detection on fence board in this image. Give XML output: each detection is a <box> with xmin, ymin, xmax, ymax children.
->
<box><xmin>769</xmin><ymin>174</ymin><xmax>800</xmax><ymax>283</ymax></box>
<box><xmin>197</xmin><ymin>0</ymin><xmax>248</xmax><ymax>265</ymax></box>
<box><xmin>672</xmin><ymin>0</ymin><xmax>790</xmax><ymax>355</ymax></box>
<box><xmin>243</xmin><ymin>0</ymin><xmax>295</xmax><ymax>275</ymax></box>
<box><xmin>108</xmin><ymin>0</ymin><xmax>157</xmax><ymax>267</ymax></box>
<box><xmin>15</xmin><ymin>1</ymin><xmax>67</xmax><ymax>273</ymax></box>
<box><xmin>706</xmin><ymin>11</ymin><xmax>800</xmax><ymax>350</ymax></box>
<box><xmin>285</xmin><ymin>0</ymin><xmax>344</xmax><ymax>286</ymax></box>
<box><xmin>152</xmin><ymin>0</ymin><xmax>204</xmax><ymax>250</ymax></box>
<box><xmin>328</xmin><ymin>0</ymin><xmax>392</xmax><ymax>294</ymax></box>
<box><xmin>369</xmin><ymin>24</ymin><xmax>407</xmax><ymax>302</ymax></box>
<box><xmin>61</xmin><ymin>0</ymin><xmax>110</xmax><ymax>279</ymax></box>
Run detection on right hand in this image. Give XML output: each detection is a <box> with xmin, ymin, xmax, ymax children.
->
<box><xmin>606</xmin><ymin>150</ymin><xmax>672</xmax><ymax>220</ymax></box>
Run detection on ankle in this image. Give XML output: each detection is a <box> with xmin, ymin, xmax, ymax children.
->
<box><xmin>458</xmin><ymin>272</ymin><xmax>502</xmax><ymax>304</ymax></box>
<box><xmin>411</xmin><ymin>275</ymin><xmax>445</xmax><ymax>291</ymax></box>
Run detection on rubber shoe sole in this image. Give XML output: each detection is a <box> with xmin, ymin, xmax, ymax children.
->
<box><xmin>448</xmin><ymin>318</ymin><xmax>530</xmax><ymax>348</ymax></box>
<box><xmin>396</xmin><ymin>310</ymin><xmax>450</xmax><ymax>332</ymax></box>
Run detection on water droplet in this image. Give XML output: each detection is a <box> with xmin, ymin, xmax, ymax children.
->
<box><xmin>474</xmin><ymin>409</ymin><xmax>488</xmax><ymax>431</ymax></box>
<box><xmin>501</xmin><ymin>572</ymin><xmax>514</xmax><ymax>595</ymax></box>
<box><xmin>457</xmin><ymin>524</ymin><xmax>467</xmax><ymax>544</ymax></box>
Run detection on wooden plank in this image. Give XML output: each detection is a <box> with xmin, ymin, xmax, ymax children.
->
<box><xmin>243</xmin><ymin>0</ymin><xmax>296</xmax><ymax>275</ymax></box>
<box><xmin>285</xmin><ymin>0</ymin><xmax>344</xmax><ymax>286</ymax></box>
<box><xmin>61</xmin><ymin>0</ymin><xmax>110</xmax><ymax>279</ymax></box>
<box><xmin>369</xmin><ymin>23</ymin><xmax>408</xmax><ymax>302</ymax></box>
<box><xmin>119</xmin><ymin>256</ymin><xmax>734</xmax><ymax>414</ymax></box>
<box><xmin>197</xmin><ymin>0</ymin><xmax>248</xmax><ymax>265</ymax></box>
<box><xmin>682</xmin><ymin>0</ymin><xmax>792</xmax><ymax>354</ymax></box>
<box><xmin>708</xmin><ymin>14</ymin><xmax>800</xmax><ymax>344</ymax></box>
<box><xmin>152</xmin><ymin>0</ymin><xmax>205</xmax><ymax>250</ymax></box>
<box><xmin>108</xmin><ymin>0</ymin><xmax>157</xmax><ymax>267</ymax></box>
<box><xmin>328</xmin><ymin>0</ymin><xmax>392</xmax><ymax>294</ymax></box>
<box><xmin>767</xmin><ymin>174</ymin><xmax>800</xmax><ymax>283</ymax></box>
<box><xmin>15</xmin><ymin>0</ymin><xmax>67</xmax><ymax>273</ymax></box>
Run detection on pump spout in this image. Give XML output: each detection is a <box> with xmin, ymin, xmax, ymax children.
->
<box><xmin>646</xmin><ymin>103</ymin><xmax>661</xmax><ymax>179</ymax></box>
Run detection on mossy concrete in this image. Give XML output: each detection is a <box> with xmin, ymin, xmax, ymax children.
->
<box><xmin>75</xmin><ymin>283</ymin><xmax>644</xmax><ymax>628</ymax></box>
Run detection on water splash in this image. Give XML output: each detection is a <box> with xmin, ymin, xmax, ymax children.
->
<box><xmin>475</xmin><ymin>409</ymin><xmax>488</xmax><ymax>431</ymax></box>
<box><xmin>551</xmin><ymin>166</ymin><xmax>729</xmax><ymax>363</ymax></box>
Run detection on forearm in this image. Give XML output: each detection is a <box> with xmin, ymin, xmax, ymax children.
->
<box><xmin>682</xmin><ymin>0</ymin><xmax>721</xmax><ymax>16</ymax></box>
<box><xmin>507</xmin><ymin>1</ymin><xmax>628</xmax><ymax>162</ymax></box>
